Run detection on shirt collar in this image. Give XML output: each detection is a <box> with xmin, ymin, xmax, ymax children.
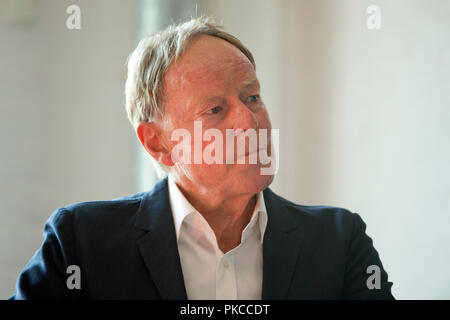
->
<box><xmin>168</xmin><ymin>175</ymin><xmax>197</xmax><ymax>240</ymax></box>
<box><xmin>245</xmin><ymin>189</ymin><xmax>268</xmax><ymax>244</ymax></box>
<box><xmin>168</xmin><ymin>175</ymin><xmax>268</xmax><ymax>244</ymax></box>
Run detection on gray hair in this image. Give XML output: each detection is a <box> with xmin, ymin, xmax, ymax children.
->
<box><xmin>124</xmin><ymin>16</ymin><xmax>256</xmax><ymax>178</ymax></box>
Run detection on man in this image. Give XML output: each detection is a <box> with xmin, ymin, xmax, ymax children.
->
<box><xmin>10</xmin><ymin>17</ymin><xmax>394</xmax><ymax>299</ymax></box>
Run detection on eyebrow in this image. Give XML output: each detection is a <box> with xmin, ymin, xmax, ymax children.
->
<box><xmin>240</xmin><ymin>78</ymin><xmax>260</xmax><ymax>92</ymax></box>
<box><xmin>195</xmin><ymin>78</ymin><xmax>260</xmax><ymax>110</ymax></box>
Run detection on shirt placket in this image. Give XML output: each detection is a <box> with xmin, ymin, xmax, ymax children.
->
<box><xmin>216</xmin><ymin>250</ymin><xmax>237</xmax><ymax>300</ymax></box>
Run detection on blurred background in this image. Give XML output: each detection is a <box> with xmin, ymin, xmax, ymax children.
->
<box><xmin>1</xmin><ymin>0</ymin><xmax>449</xmax><ymax>299</ymax></box>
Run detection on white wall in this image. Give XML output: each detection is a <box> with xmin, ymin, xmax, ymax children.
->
<box><xmin>0</xmin><ymin>0</ymin><xmax>136</xmax><ymax>298</ymax></box>
<box><xmin>329</xmin><ymin>0</ymin><xmax>450</xmax><ymax>299</ymax></box>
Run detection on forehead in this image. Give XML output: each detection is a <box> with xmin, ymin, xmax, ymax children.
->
<box><xmin>164</xmin><ymin>35</ymin><xmax>256</xmax><ymax>93</ymax></box>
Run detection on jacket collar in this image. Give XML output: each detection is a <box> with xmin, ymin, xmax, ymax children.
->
<box><xmin>261</xmin><ymin>188</ymin><xmax>306</xmax><ymax>299</ymax></box>
<box><xmin>134</xmin><ymin>177</ymin><xmax>188</xmax><ymax>299</ymax></box>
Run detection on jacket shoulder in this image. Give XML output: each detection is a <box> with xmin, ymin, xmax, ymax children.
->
<box><xmin>47</xmin><ymin>192</ymin><xmax>146</xmax><ymax>231</ymax></box>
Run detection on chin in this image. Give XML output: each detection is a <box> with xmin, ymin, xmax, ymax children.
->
<box><xmin>236</xmin><ymin>165</ymin><xmax>274</xmax><ymax>193</ymax></box>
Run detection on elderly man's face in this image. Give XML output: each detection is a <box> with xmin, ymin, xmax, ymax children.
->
<box><xmin>160</xmin><ymin>35</ymin><xmax>274</xmax><ymax>195</ymax></box>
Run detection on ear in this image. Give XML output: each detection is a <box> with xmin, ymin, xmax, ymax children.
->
<box><xmin>136</xmin><ymin>122</ymin><xmax>174</xmax><ymax>167</ymax></box>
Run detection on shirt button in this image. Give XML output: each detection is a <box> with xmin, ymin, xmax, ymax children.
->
<box><xmin>222</xmin><ymin>260</ymin><xmax>229</xmax><ymax>269</ymax></box>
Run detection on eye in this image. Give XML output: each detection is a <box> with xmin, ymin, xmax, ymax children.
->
<box><xmin>205</xmin><ymin>106</ymin><xmax>222</xmax><ymax>115</ymax></box>
<box><xmin>247</xmin><ymin>95</ymin><xmax>260</xmax><ymax>103</ymax></box>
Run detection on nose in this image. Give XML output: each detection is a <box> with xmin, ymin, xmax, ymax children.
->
<box><xmin>230</xmin><ymin>98</ymin><xmax>259</xmax><ymax>134</ymax></box>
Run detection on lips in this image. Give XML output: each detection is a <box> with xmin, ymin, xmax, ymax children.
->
<box><xmin>236</xmin><ymin>148</ymin><xmax>267</xmax><ymax>160</ymax></box>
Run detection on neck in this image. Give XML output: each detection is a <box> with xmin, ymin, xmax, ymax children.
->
<box><xmin>171</xmin><ymin>176</ymin><xmax>258</xmax><ymax>253</ymax></box>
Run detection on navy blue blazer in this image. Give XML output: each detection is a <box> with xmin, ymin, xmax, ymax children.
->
<box><xmin>10</xmin><ymin>178</ymin><xmax>394</xmax><ymax>299</ymax></box>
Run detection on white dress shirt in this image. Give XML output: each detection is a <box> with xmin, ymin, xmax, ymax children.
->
<box><xmin>167</xmin><ymin>175</ymin><xmax>268</xmax><ymax>300</ymax></box>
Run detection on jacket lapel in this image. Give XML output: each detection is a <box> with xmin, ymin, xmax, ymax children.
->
<box><xmin>261</xmin><ymin>188</ymin><xmax>306</xmax><ymax>299</ymax></box>
<box><xmin>134</xmin><ymin>178</ymin><xmax>187</xmax><ymax>300</ymax></box>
